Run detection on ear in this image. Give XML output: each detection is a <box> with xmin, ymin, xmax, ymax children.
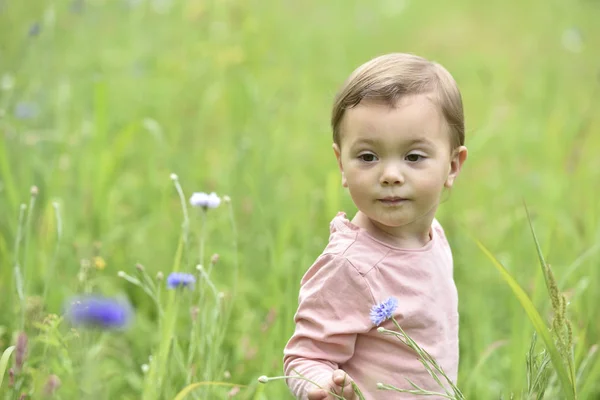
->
<box><xmin>445</xmin><ymin>146</ymin><xmax>468</xmax><ymax>188</ymax></box>
<box><xmin>332</xmin><ymin>143</ymin><xmax>348</xmax><ymax>188</ymax></box>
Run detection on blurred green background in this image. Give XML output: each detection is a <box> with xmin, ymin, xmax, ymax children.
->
<box><xmin>1</xmin><ymin>0</ymin><xmax>599</xmax><ymax>398</ymax></box>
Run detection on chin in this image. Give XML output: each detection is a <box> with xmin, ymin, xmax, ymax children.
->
<box><xmin>369</xmin><ymin>215</ymin><xmax>408</xmax><ymax>229</ymax></box>
<box><xmin>379</xmin><ymin>220</ymin><xmax>408</xmax><ymax>229</ymax></box>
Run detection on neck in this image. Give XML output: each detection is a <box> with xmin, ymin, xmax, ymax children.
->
<box><xmin>352</xmin><ymin>211</ymin><xmax>433</xmax><ymax>249</ymax></box>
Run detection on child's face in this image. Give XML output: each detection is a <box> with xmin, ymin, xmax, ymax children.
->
<box><xmin>333</xmin><ymin>95</ymin><xmax>467</xmax><ymax>236</ymax></box>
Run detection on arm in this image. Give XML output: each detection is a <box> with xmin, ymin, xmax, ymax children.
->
<box><xmin>283</xmin><ymin>254</ymin><xmax>374</xmax><ymax>399</ymax></box>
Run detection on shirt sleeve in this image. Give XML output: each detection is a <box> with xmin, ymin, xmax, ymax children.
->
<box><xmin>283</xmin><ymin>253</ymin><xmax>375</xmax><ymax>399</ymax></box>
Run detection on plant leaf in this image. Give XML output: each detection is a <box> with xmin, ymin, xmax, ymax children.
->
<box><xmin>524</xmin><ymin>203</ymin><xmax>577</xmax><ymax>390</ymax></box>
<box><xmin>0</xmin><ymin>346</ymin><xmax>15</xmax><ymax>389</ymax></box>
<box><xmin>474</xmin><ymin>239</ymin><xmax>575</xmax><ymax>400</ymax></box>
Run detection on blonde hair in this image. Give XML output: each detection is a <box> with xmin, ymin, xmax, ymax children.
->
<box><xmin>331</xmin><ymin>53</ymin><xmax>465</xmax><ymax>149</ymax></box>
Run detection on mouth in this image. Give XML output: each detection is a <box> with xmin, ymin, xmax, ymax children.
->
<box><xmin>378</xmin><ymin>197</ymin><xmax>408</xmax><ymax>205</ymax></box>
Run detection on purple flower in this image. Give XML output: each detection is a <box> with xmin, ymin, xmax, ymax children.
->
<box><xmin>370</xmin><ymin>297</ymin><xmax>398</xmax><ymax>326</ymax></box>
<box><xmin>166</xmin><ymin>272</ymin><xmax>196</xmax><ymax>289</ymax></box>
<box><xmin>14</xmin><ymin>102</ymin><xmax>39</xmax><ymax>120</ymax></box>
<box><xmin>65</xmin><ymin>295</ymin><xmax>132</xmax><ymax>329</ymax></box>
<box><xmin>28</xmin><ymin>23</ymin><xmax>41</xmax><ymax>37</ymax></box>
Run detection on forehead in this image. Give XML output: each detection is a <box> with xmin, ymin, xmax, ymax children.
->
<box><xmin>339</xmin><ymin>95</ymin><xmax>449</xmax><ymax>146</ymax></box>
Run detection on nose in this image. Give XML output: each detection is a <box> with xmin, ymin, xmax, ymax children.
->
<box><xmin>380</xmin><ymin>162</ymin><xmax>404</xmax><ymax>186</ymax></box>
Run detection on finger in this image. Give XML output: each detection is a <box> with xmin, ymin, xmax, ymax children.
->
<box><xmin>307</xmin><ymin>388</ymin><xmax>327</xmax><ymax>400</ymax></box>
<box><xmin>342</xmin><ymin>384</ymin><xmax>357</xmax><ymax>399</ymax></box>
<box><xmin>332</xmin><ymin>370</ymin><xmax>351</xmax><ymax>386</ymax></box>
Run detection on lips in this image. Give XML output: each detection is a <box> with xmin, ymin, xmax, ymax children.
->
<box><xmin>378</xmin><ymin>197</ymin><xmax>408</xmax><ymax>205</ymax></box>
<box><xmin>380</xmin><ymin>197</ymin><xmax>406</xmax><ymax>201</ymax></box>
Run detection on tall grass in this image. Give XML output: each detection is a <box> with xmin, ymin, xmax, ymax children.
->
<box><xmin>1</xmin><ymin>0</ymin><xmax>599</xmax><ymax>398</ymax></box>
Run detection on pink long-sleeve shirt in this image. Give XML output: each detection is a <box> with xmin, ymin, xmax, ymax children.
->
<box><xmin>283</xmin><ymin>212</ymin><xmax>459</xmax><ymax>400</ymax></box>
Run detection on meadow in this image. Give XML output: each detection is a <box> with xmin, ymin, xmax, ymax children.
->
<box><xmin>1</xmin><ymin>0</ymin><xmax>599</xmax><ymax>398</ymax></box>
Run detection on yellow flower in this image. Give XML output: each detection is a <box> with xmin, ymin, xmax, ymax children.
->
<box><xmin>94</xmin><ymin>256</ymin><xmax>106</xmax><ymax>271</ymax></box>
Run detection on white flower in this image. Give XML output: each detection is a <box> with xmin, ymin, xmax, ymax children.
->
<box><xmin>189</xmin><ymin>192</ymin><xmax>221</xmax><ymax>209</ymax></box>
<box><xmin>206</xmin><ymin>192</ymin><xmax>221</xmax><ymax>208</ymax></box>
<box><xmin>190</xmin><ymin>192</ymin><xmax>209</xmax><ymax>207</ymax></box>
<box><xmin>561</xmin><ymin>27</ymin><xmax>583</xmax><ymax>53</ymax></box>
<box><xmin>1</xmin><ymin>74</ymin><xmax>15</xmax><ymax>91</ymax></box>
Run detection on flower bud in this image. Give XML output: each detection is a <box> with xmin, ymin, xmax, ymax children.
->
<box><xmin>190</xmin><ymin>306</ymin><xmax>199</xmax><ymax>321</ymax></box>
<box><xmin>43</xmin><ymin>374</ymin><xmax>61</xmax><ymax>396</ymax></box>
<box><xmin>15</xmin><ymin>332</ymin><xmax>28</xmax><ymax>371</ymax></box>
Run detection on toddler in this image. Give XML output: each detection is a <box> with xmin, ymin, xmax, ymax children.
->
<box><xmin>283</xmin><ymin>53</ymin><xmax>468</xmax><ymax>400</ymax></box>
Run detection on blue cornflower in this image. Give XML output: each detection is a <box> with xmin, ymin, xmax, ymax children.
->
<box><xmin>14</xmin><ymin>102</ymin><xmax>39</xmax><ymax>120</ymax></box>
<box><xmin>166</xmin><ymin>272</ymin><xmax>196</xmax><ymax>289</ymax></box>
<box><xmin>28</xmin><ymin>23</ymin><xmax>41</xmax><ymax>37</ymax></box>
<box><xmin>370</xmin><ymin>297</ymin><xmax>398</xmax><ymax>326</ymax></box>
<box><xmin>65</xmin><ymin>295</ymin><xmax>132</xmax><ymax>329</ymax></box>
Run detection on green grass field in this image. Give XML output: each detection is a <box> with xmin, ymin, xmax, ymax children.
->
<box><xmin>1</xmin><ymin>0</ymin><xmax>599</xmax><ymax>398</ymax></box>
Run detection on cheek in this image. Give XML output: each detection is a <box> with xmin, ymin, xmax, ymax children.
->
<box><xmin>414</xmin><ymin>171</ymin><xmax>446</xmax><ymax>194</ymax></box>
<box><xmin>346</xmin><ymin>167</ymin><xmax>375</xmax><ymax>189</ymax></box>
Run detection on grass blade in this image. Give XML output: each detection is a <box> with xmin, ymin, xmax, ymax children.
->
<box><xmin>474</xmin><ymin>239</ymin><xmax>575</xmax><ymax>400</ymax></box>
<box><xmin>142</xmin><ymin>237</ymin><xmax>184</xmax><ymax>400</ymax></box>
<box><xmin>0</xmin><ymin>346</ymin><xmax>15</xmax><ymax>389</ymax></box>
<box><xmin>524</xmin><ymin>203</ymin><xmax>577</xmax><ymax>389</ymax></box>
<box><xmin>173</xmin><ymin>381</ymin><xmax>246</xmax><ymax>400</ymax></box>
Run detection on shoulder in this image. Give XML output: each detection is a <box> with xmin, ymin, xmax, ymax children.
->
<box><xmin>432</xmin><ymin>218</ymin><xmax>449</xmax><ymax>245</ymax></box>
<box><xmin>297</xmin><ymin>242</ymin><xmax>387</xmax><ymax>303</ymax></box>
<box><xmin>306</xmin><ymin>234</ymin><xmax>389</xmax><ymax>278</ymax></box>
<box><xmin>298</xmin><ymin>252</ymin><xmax>376</xmax><ymax>305</ymax></box>
<box><xmin>299</xmin><ymin>253</ymin><xmax>361</xmax><ymax>287</ymax></box>
<box><xmin>316</xmin><ymin>212</ymin><xmax>390</xmax><ymax>276</ymax></box>
<box><xmin>432</xmin><ymin>218</ymin><xmax>454</xmax><ymax>262</ymax></box>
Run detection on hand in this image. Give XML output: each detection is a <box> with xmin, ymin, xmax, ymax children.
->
<box><xmin>307</xmin><ymin>369</ymin><xmax>357</xmax><ymax>400</ymax></box>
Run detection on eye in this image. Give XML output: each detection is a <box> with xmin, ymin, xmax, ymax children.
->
<box><xmin>405</xmin><ymin>153</ymin><xmax>425</xmax><ymax>162</ymax></box>
<box><xmin>358</xmin><ymin>153</ymin><xmax>378</xmax><ymax>162</ymax></box>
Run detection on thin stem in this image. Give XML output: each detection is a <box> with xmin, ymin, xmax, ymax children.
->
<box><xmin>43</xmin><ymin>202</ymin><xmax>62</xmax><ymax>303</ymax></box>
<box><xmin>380</xmin><ymin>320</ymin><xmax>464</xmax><ymax>399</ymax></box>
<box><xmin>22</xmin><ymin>189</ymin><xmax>37</xmax><ymax>298</ymax></box>
<box><xmin>197</xmin><ymin>267</ymin><xmax>219</xmax><ymax>300</ymax></box>
<box><xmin>172</xmin><ymin>175</ymin><xmax>190</xmax><ymax>247</ymax></box>
<box><xmin>377</xmin><ymin>382</ymin><xmax>456</xmax><ymax>399</ymax></box>
<box><xmin>226</xmin><ymin>199</ymin><xmax>239</xmax><ymax>295</ymax></box>
<box><xmin>13</xmin><ymin>203</ymin><xmax>27</xmax><ymax>331</ymax></box>
<box><xmin>199</xmin><ymin>208</ymin><xmax>206</xmax><ymax>268</ymax></box>
<box><xmin>262</xmin><ymin>372</ymin><xmax>347</xmax><ymax>400</ymax></box>
<box><xmin>186</xmin><ymin>312</ymin><xmax>199</xmax><ymax>385</ymax></box>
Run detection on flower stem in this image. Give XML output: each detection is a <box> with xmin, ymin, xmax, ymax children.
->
<box><xmin>43</xmin><ymin>202</ymin><xmax>62</xmax><ymax>303</ymax></box>
<box><xmin>13</xmin><ymin>203</ymin><xmax>27</xmax><ymax>331</ymax></box>
<box><xmin>172</xmin><ymin>175</ymin><xmax>190</xmax><ymax>247</ymax></box>
<box><xmin>260</xmin><ymin>372</ymin><xmax>347</xmax><ymax>400</ymax></box>
<box><xmin>21</xmin><ymin>188</ymin><xmax>37</xmax><ymax>303</ymax></box>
